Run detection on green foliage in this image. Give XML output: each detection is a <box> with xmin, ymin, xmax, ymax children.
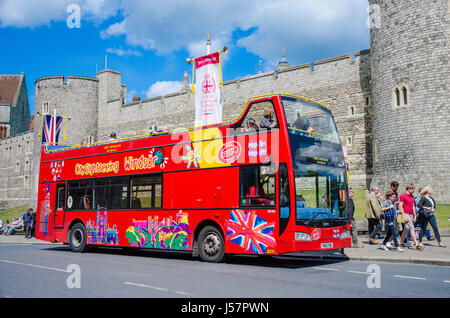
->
<box><xmin>0</xmin><ymin>204</ymin><xmax>28</xmax><ymax>224</ymax></box>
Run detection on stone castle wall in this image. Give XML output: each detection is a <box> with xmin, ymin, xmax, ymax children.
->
<box><xmin>0</xmin><ymin>131</ymin><xmax>34</xmax><ymax>209</ymax></box>
<box><xmin>369</xmin><ymin>0</ymin><xmax>450</xmax><ymax>202</ymax></box>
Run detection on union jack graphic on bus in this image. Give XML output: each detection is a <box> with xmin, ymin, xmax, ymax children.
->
<box><xmin>225</xmin><ymin>209</ymin><xmax>276</xmax><ymax>255</ymax></box>
<box><xmin>41</xmin><ymin>114</ymin><xmax>63</xmax><ymax>144</ymax></box>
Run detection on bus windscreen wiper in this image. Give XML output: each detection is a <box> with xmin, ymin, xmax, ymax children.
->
<box><xmin>305</xmin><ymin>212</ymin><xmax>329</xmax><ymax>226</ymax></box>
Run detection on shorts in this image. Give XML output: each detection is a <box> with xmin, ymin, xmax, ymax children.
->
<box><xmin>403</xmin><ymin>214</ymin><xmax>415</xmax><ymax>230</ymax></box>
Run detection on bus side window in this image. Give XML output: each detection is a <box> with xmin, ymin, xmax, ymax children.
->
<box><xmin>68</xmin><ymin>181</ymin><xmax>93</xmax><ymax>210</ymax></box>
<box><xmin>56</xmin><ymin>184</ymin><xmax>66</xmax><ymax>209</ymax></box>
<box><xmin>232</xmin><ymin>100</ymin><xmax>278</xmax><ymax>134</ymax></box>
<box><xmin>239</xmin><ymin>165</ymin><xmax>275</xmax><ymax>207</ymax></box>
<box><xmin>130</xmin><ymin>175</ymin><xmax>162</xmax><ymax>209</ymax></box>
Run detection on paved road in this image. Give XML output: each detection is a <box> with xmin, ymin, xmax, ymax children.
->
<box><xmin>0</xmin><ymin>244</ymin><xmax>449</xmax><ymax>299</ymax></box>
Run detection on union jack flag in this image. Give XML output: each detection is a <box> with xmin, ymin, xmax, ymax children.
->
<box><xmin>42</xmin><ymin>114</ymin><xmax>63</xmax><ymax>144</ymax></box>
<box><xmin>225</xmin><ymin>209</ymin><xmax>276</xmax><ymax>255</ymax></box>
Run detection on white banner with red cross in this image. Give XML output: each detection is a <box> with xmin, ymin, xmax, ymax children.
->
<box><xmin>194</xmin><ymin>52</ymin><xmax>223</xmax><ymax>127</ymax></box>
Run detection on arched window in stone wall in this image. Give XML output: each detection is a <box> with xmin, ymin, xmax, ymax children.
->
<box><xmin>402</xmin><ymin>86</ymin><xmax>408</xmax><ymax>106</ymax></box>
<box><xmin>392</xmin><ymin>85</ymin><xmax>409</xmax><ymax>108</ymax></box>
<box><xmin>393</xmin><ymin>88</ymin><xmax>400</xmax><ymax>107</ymax></box>
<box><xmin>42</xmin><ymin>101</ymin><xmax>50</xmax><ymax>114</ymax></box>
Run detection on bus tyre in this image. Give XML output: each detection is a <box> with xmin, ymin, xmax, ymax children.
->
<box><xmin>198</xmin><ymin>226</ymin><xmax>225</xmax><ymax>263</ymax></box>
<box><xmin>69</xmin><ymin>223</ymin><xmax>88</xmax><ymax>253</ymax></box>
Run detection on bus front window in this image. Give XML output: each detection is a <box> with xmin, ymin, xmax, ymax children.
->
<box><xmin>294</xmin><ymin>164</ymin><xmax>348</xmax><ymax>224</ymax></box>
<box><xmin>282</xmin><ymin>96</ymin><xmax>340</xmax><ymax>144</ymax></box>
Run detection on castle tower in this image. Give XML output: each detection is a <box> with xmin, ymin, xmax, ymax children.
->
<box><xmin>369</xmin><ymin>0</ymin><xmax>450</xmax><ymax>202</ymax></box>
<box><xmin>31</xmin><ymin>75</ymin><xmax>99</xmax><ymax>207</ymax></box>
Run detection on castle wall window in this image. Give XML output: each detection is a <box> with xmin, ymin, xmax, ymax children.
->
<box><xmin>365</xmin><ymin>96</ymin><xmax>371</xmax><ymax>107</ymax></box>
<box><xmin>348</xmin><ymin>106</ymin><xmax>355</xmax><ymax>116</ymax></box>
<box><xmin>346</xmin><ymin>136</ymin><xmax>353</xmax><ymax>146</ymax></box>
<box><xmin>24</xmin><ymin>176</ymin><xmax>30</xmax><ymax>187</ymax></box>
<box><xmin>394</xmin><ymin>88</ymin><xmax>400</xmax><ymax>107</ymax></box>
<box><xmin>402</xmin><ymin>86</ymin><xmax>408</xmax><ymax>105</ymax></box>
<box><xmin>43</xmin><ymin>101</ymin><xmax>50</xmax><ymax>114</ymax></box>
<box><xmin>392</xmin><ymin>85</ymin><xmax>409</xmax><ymax>108</ymax></box>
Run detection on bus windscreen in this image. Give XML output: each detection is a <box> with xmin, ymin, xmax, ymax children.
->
<box><xmin>282</xmin><ymin>96</ymin><xmax>340</xmax><ymax>144</ymax></box>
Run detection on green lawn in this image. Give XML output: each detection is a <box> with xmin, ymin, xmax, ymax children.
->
<box><xmin>0</xmin><ymin>204</ymin><xmax>29</xmax><ymax>225</ymax></box>
<box><xmin>352</xmin><ymin>189</ymin><xmax>450</xmax><ymax>229</ymax></box>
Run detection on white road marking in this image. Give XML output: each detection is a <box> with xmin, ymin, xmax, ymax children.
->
<box><xmin>0</xmin><ymin>258</ymin><xmax>68</xmax><ymax>273</ymax></box>
<box><xmin>443</xmin><ymin>280</ymin><xmax>450</xmax><ymax>284</ymax></box>
<box><xmin>313</xmin><ymin>267</ymin><xmax>340</xmax><ymax>271</ymax></box>
<box><xmin>348</xmin><ymin>271</ymin><xmax>371</xmax><ymax>275</ymax></box>
<box><xmin>394</xmin><ymin>275</ymin><xmax>426</xmax><ymax>280</ymax></box>
<box><xmin>124</xmin><ymin>281</ymin><xmax>191</xmax><ymax>296</ymax></box>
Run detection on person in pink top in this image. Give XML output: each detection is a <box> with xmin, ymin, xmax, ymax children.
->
<box><xmin>399</xmin><ymin>184</ymin><xmax>419</xmax><ymax>249</ymax></box>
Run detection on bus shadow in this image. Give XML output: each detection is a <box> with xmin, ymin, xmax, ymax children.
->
<box><xmin>41</xmin><ymin>245</ymin><xmax>349</xmax><ymax>269</ymax></box>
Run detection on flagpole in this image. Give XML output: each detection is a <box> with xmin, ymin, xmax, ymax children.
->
<box><xmin>53</xmin><ymin>109</ymin><xmax>56</xmax><ymax>145</ymax></box>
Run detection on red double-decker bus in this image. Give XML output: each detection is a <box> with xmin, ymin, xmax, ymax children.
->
<box><xmin>36</xmin><ymin>93</ymin><xmax>351</xmax><ymax>262</ymax></box>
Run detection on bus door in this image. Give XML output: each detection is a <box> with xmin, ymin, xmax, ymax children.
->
<box><xmin>38</xmin><ymin>183</ymin><xmax>53</xmax><ymax>239</ymax></box>
<box><xmin>53</xmin><ymin>183</ymin><xmax>66</xmax><ymax>229</ymax></box>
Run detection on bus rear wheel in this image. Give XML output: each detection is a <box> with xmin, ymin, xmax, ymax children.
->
<box><xmin>68</xmin><ymin>223</ymin><xmax>88</xmax><ymax>253</ymax></box>
<box><xmin>198</xmin><ymin>226</ymin><xmax>225</xmax><ymax>263</ymax></box>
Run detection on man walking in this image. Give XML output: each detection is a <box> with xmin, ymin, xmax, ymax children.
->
<box><xmin>22</xmin><ymin>208</ymin><xmax>33</xmax><ymax>239</ymax></box>
<box><xmin>366</xmin><ymin>187</ymin><xmax>381</xmax><ymax>244</ymax></box>
<box><xmin>349</xmin><ymin>188</ymin><xmax>364</xmax><ymax>248</ymax></box>
<box><xmin>399</xmin><ymin>184</ymin><xmax>419</xmax><ymax>248</ymax></box>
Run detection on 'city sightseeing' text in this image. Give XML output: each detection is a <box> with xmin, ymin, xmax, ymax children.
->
<box><xmin>75</xmin><ymin>161</ymin><xmax>120</xmax><ymax>176</ymax></box>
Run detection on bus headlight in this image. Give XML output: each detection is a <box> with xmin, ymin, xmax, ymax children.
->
<box><xmin>295</xmin><ymin>232</ymin><xmax>312</xmax><ymax>241</ymax></box>
<box><xmin>340</xmin><ymin>230</ymin><xmax>350</xmax><ymax>239</ymax></box>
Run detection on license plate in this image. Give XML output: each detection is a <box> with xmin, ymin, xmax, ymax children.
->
<box><xmin>321</xmin><ymin>242</ymin><xmax>333</xmax><ymax>249</ymax></box>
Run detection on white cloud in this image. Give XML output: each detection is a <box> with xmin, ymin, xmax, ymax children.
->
<box><xmin>100</xmin><ymin>20</ymin><xmax>127</xmax><ymax>39</ymax></box>
<box><xmin>106</xmin><ymin>47</ymin><xmax>142</xmax><ymax>57</ymax></box>
<box><xmin>100</xmin><ymin>0</ymin><xmax>369</xmax><ymax>64</ymax></box>
<box><xmin>145</xmin><ymin>81</ymin><xmax>182</xmax><ymax>98</ymax></box>
<box><xmin>126</xmin><ymin>89</ymin><xmax>137</xmax><ymax>102</ymax></box>
<box><xmin>236</xmin><ymin>0</ymin><xmax>369</xmax><ymax>64</ymax></box>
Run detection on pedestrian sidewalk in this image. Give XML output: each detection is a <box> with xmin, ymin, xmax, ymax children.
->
<box><xmin>0</xmin><ymin>235</ymin><xmax>62</xmax><ymax>245</ymax></box>
<box><xmin>345</xmin><ymin>235</ymin><xmax>450</xmax><ymax>266</ymax></box>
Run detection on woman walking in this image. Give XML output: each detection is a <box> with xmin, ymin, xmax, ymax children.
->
<box><xmin>416</xmin><ymin>186</ymin><xmax>446</xmax><ymax>249</ymax></box>
<box><xmin>380</xmin><ymin>191</ymin><xmax>404</xmax><ymax>252</ymax></box>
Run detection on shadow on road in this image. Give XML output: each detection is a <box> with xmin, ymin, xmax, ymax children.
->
<box><xmin>40</xmin><ymin>245</ymin><xmax>349</xmax><ymax>269</ymax></box>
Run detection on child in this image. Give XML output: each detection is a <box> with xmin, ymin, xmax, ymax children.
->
<box><xmin>380</xmin><ymin>191</ymin><xmax>404</xmax><ymax>252</ymax></box>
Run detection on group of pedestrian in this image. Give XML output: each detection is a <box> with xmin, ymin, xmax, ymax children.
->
<box><xmin>362</xmin><ymin>182</ymin><xmax>446</xmax><ymax>251</ymax></box>
<box><xmin>1</xmin><ymin>208</ymin><xmax>36</xmax><ymax>239</ymax></box>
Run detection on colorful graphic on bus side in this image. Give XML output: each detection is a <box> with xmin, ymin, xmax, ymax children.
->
<box><xmin>225</xmin><ymin>209</ymin><xmax>276</xmax><ymax>255</ymax></box>
<box><xmin>86</xmin><ymin>208</ymin><xmax>119</xmax><ymax>245</ymax></box>
<box><xmin>125</xmin><ymin>211</ymin><xmax>191</xmax><ymax>250</ymax></box>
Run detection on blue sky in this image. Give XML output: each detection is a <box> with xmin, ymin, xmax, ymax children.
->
<box><xmin>0</xmin><ymin>0</ymin><xmax>370</xmax><ymax>114</ymax></box>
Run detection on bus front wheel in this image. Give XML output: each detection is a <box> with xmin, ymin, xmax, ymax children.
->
<box><xmin>68</xmin><ymin>223</ymin><xmax>88</xmax><ymax>253</ymax></box>
<box><xmin>198</xmin><ymin>226</ymin><xmax>225</xmax><ymax>263</ymax></box>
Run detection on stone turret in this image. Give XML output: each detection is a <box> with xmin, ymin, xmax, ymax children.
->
<box><xmin>277</xmin><ymin>49</ymin><xmax>290</xmax><ymax>71</ymax></box>
<box><xmin>369</xmin><ymin>0</ymin><xmax>450</xmax><ymax>202</ymax></box>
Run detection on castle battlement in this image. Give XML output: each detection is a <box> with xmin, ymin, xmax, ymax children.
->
<box><xmin>35</xmin><ymin>75</ymin><xmax>98</xmax><ymax>86</ymax></box>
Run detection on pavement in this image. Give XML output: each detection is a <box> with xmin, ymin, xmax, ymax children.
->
<box><xmin>0</xmin><ymin>234</ymin><xmax>449</xmax><ymax>267</ymax></box>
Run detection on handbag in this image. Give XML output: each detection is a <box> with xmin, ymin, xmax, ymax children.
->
<box><xmin>397</xmin><ymin>211</ymin><xmax>405</xmax><ymax>223</ymax></box>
